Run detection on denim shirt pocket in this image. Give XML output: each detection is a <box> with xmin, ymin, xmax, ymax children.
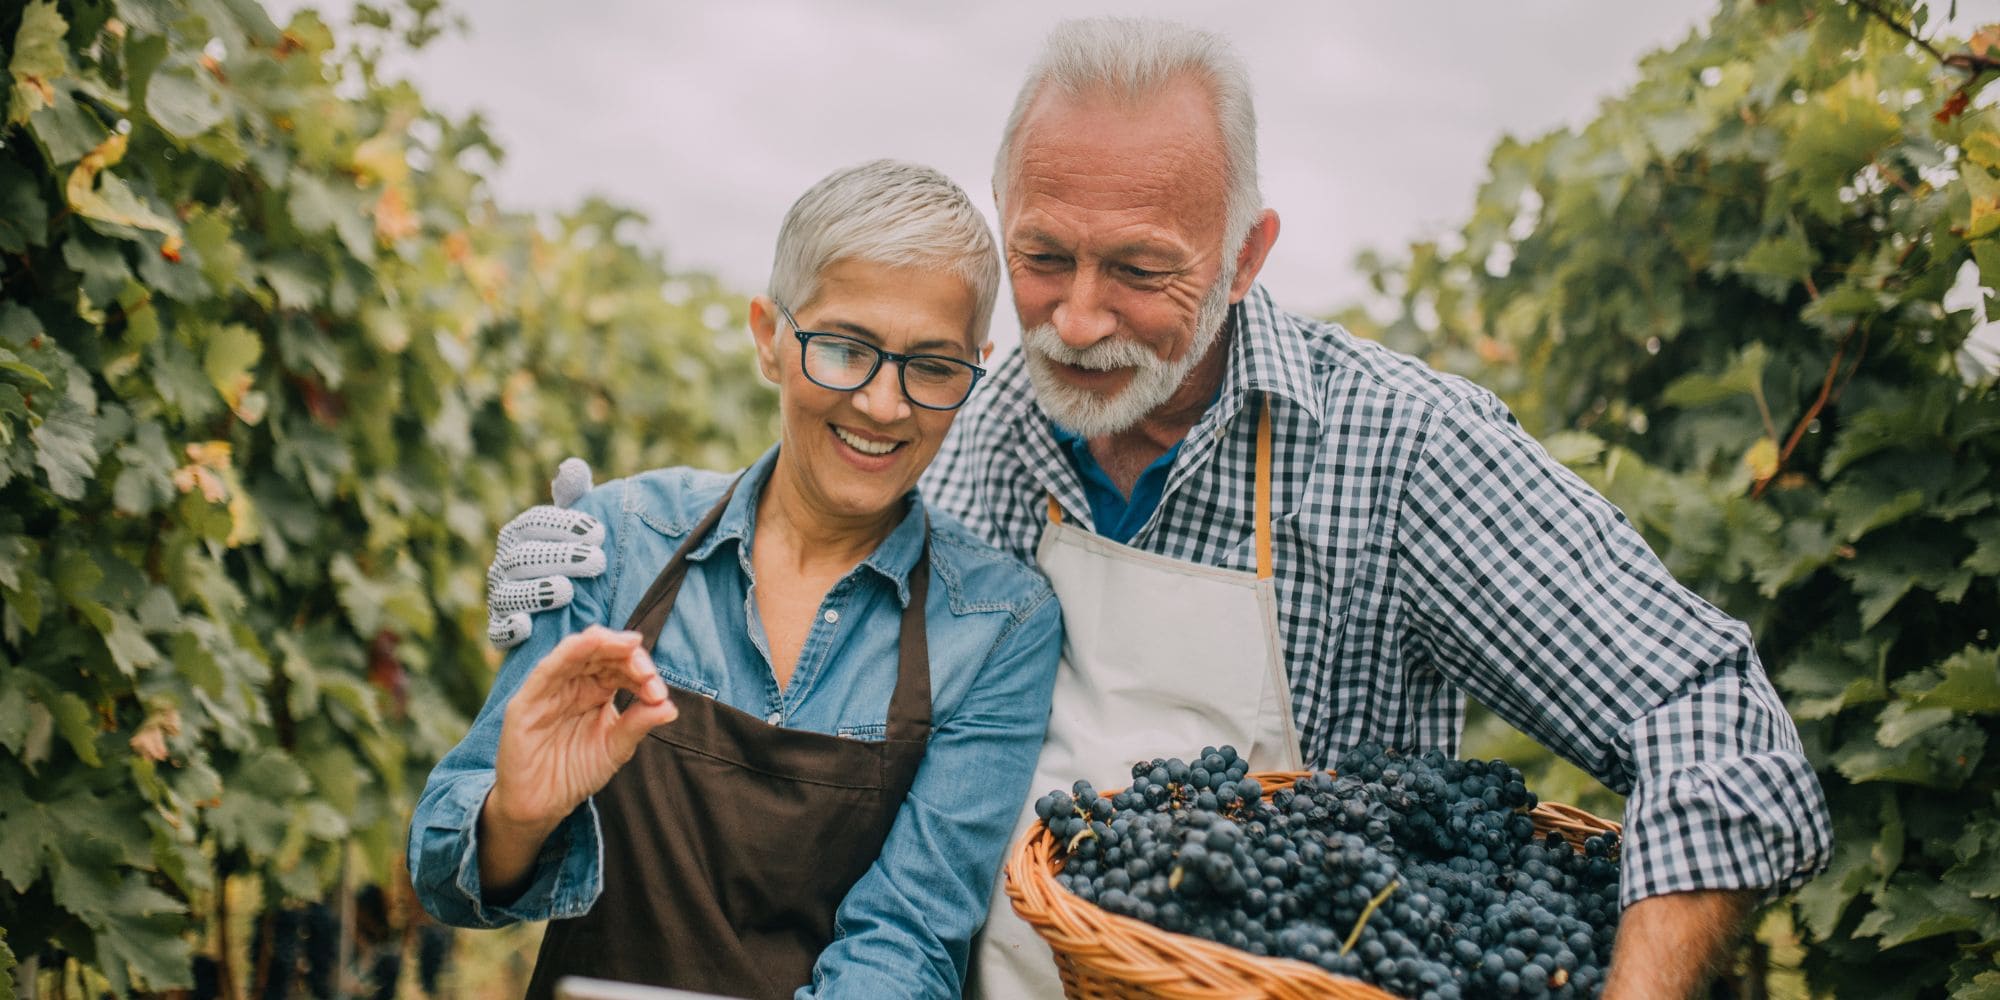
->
<box><xmin>656</xmin><ymin>665</ymin><xmax>719</xmax><ymax>700</ymax></box>
<box><xmin>835</xmin><ymin>722</ymin><xmax>887</xmax><ymax>743</ymax></box>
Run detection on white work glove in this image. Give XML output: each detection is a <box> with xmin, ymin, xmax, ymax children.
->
<box><xmin>486</xmin><ymin>458</ymin><xmax>608</xmax><ymax>650</ymax></box>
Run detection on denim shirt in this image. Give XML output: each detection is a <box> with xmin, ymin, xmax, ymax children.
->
<box><xmin>409</xmin><ymin>447</ymin><xmax>1062</xmax><ymax>998</ymax></box>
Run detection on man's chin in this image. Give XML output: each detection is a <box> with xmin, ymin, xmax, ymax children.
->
<box><xmin>1024</xmin><ymin>348</ymin><xmax>1166</xmax><ymax>437</ymax></box>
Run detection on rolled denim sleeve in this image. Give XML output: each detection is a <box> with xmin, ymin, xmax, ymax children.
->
<box><xmin>408</xmin><ymin>485</ymin><xmax>624</xmax><ymax>927</ymax></box>
<box><xmin>1394</xmin><ymin>394</ymin><xmax>1833</xmax><ymax>908</ymax></box>
<box><xmin>800</xmin><ymin>589</ymin><xmax>1062</xmax><ymax>999</ymax></box>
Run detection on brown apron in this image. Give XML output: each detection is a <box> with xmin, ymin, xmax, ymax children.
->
<box><xmin>525</xmin><ymin>482</ymin><xmax>932</xmax><ymax>1000</ymax></box>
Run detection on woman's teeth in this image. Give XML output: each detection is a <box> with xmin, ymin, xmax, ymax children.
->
<box><xmin>834</xmin><ymin>426</ymin><xmax>900</xmax><ymax>456</ymax></box>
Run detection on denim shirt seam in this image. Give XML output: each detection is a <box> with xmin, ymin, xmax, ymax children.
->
<box><xmin>781</xmin><ymin>578</ymin><xmax>845</xmax><ymax>715</ymax></box>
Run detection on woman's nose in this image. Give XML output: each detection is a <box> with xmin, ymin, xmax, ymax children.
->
<box><xmin>849</xmin><ymin>365</ymin><xmax>912</xmax><ymax>423</ymax></box>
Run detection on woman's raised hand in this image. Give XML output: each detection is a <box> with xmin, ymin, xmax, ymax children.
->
<box><xmin>486</xmin><ymin>625</ymin><xmax>679</xmax><ymax>836</ymax></box>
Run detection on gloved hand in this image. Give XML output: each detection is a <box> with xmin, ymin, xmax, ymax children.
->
<box><xmin>487</xmin><ymin>458</ymin><xmax>609</xmax><ymax>649</ymax></box>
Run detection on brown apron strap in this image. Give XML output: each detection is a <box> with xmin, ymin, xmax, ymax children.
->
<box><xmin>623</xmin><ymin>478</ymin><xmax>742</xmax><ymax>643</ymax></box>
<box><xmin>621</xmin><ymin>479</ymin><xmax>932</xmax><ymax>738</ymax></box>
<box><xmin>884</xmin><ymin>540</ymin><xmax>931</xmax><ymax>738</ymax></box>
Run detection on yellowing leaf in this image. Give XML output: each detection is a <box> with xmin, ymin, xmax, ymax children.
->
<box><xmin>351</xmin><ymin>131</ymin><xmax>408</xmax><ymax>187</ymax></box>
<box><xmin>1746</xmin><ymin>437</ymin><xmax>1780</xmax><ymax>480</ymax></box>
<box><xmin>373</xmin><ymin>184</ymin><xmax>418</xmax><ymax>245</ymax></box>
<box><xmin>1964</xmin><ymin>131</ymin><xmax>2000</xmax><ymax>171</ymax></box>
<box><xmin>199</xmin><ymin>322</ymin><xmax>262</xmax><ymax>418</ymax></box>
<box><xmin>64</xmin><ymin>133</ymin><xmax>183</xmax><ymax>245</ymax></box>
<box><xmin>6</xmin><ymin>2</ymin><xmax>69</xmax><ymax>125</ymax></box>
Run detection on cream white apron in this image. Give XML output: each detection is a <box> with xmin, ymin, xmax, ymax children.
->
<box><xmin>969</xmin><ymin>402</ymin><xmax>1302</xmax><ymax>999</ymax></box>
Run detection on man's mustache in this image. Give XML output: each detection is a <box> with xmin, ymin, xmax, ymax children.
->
<box><xmin>1020</xmin><ymin>324</ymin><xmax>1158</xmax><ymax>372</ymax></box>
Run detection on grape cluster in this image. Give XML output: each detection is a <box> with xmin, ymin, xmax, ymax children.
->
<box><xmin>1032</xmin><ymin>743</ymin><xmax>1622</xmax><ymax>1000</ymax></box>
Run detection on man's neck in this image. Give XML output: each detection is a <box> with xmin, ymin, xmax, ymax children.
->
<box><xmin>1087</xmin><ymin>326</ymin><xmax>1232</xmax><ymax>496</ymax></box>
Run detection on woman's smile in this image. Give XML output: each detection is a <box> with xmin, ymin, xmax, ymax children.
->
<box><xmin>831</xmin><ymin>423</ymin><xmax>908</xmax><ymax>467</ymax></box>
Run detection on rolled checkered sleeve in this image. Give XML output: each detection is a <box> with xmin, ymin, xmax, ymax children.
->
<box><xmin>1393</xmin><ymin>392</ymin><xmax>1833</xmax><ymax>907</ymax></box>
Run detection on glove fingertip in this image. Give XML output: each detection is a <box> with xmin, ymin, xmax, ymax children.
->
<box><xmin>552</xmin><ymin>457</ymin><xmax>593</xmax><ymax>507</ymax></box>
<box><xmin>490</xmin><ymin>612</ymin><xmax>532</xmax><ymax>650</ymax></box>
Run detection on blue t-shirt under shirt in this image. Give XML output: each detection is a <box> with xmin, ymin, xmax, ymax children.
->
<box><xmin>1049</xmin><ymin>423</ymin><xmax>1183</xmax><ymax>544</ymax></box>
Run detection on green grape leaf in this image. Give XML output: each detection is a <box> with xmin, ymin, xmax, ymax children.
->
<box><xmin>206</xmin><ymin>749</ymin><xmax>311</xmax><ymax>856</ymax></box>
<box><xmin>27</xmin><ymin>88</ymin><xmax>109</xmax><ymax>167</ymax></box>
<box><xmin>0</xmin><ymin>158</ymin><xmax>48</xmax><ymax>253</ymax></box>
<box><xmin>142</xmin><ymin>60</ymin><xmax>228</xmax><ymax>141</ymax></box>
<box><xmin>61</xmin><ymin>231</ymin><xmax>133</xmax><ymax>310</ymax></box>
<box><xmin>1876</xmin><ymin>700</ymin><xmax>1956</xmax><ymax>748</ymax></box>
<box><xmin>1661</xmin><ymin>343</ymin><xmax>1770</xmax><ymax>408</ymax></box>
<box><xmin>100</xmin><ymin>610</ymin><xmax>161</xmax><ymax>677</ymax></box>
<box><xmin>1856</xmin><ymin>875</ymin><xmax>1994</xmax><ymax>947</ymax></box>
<box><xmin>1949</xmin><ymin>815</ymin><xmax>2000</xmax><ymax>899</ymax></box>
<box><xmin>1910</xmin><ymin>647</ymin><xmax>2000</xmax><ymax>714</ymax></box>
<box><xmin>0</xmin><ymin>926</ymin><xmax>14</xmax><ymax>1000</ymax></box>
<box><xmin>31</xmin><ymin>398</ymin><xmax>98</xmax><ymax>500</ymax></box>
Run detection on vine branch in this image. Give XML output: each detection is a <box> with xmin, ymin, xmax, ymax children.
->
<box><xmin>1752</xmin><ymin>321</ymin><xmax>1870</xmax><ymax>499</ymax></box>
<box><xmin>1852</xmin><ymin>0</ymin><xmax>2000</xmax><ymax>74</ymax></box>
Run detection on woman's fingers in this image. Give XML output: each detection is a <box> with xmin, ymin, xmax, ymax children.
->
<box><xmin>610</xmin><ymin>690</ymin><xmax>679</xmax><ymax>755</ymax></box>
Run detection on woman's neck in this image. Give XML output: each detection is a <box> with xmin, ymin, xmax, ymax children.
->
<box><xmin>753</xmin><ymin>456</ymin><xmax>903</xmax><ymax>576</ymax></box>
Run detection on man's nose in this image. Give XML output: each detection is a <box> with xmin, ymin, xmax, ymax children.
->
<box><xmin>1052</xmin><ymin>269</ymin><xmax>1117</xmax><ymax>350</ymax></box>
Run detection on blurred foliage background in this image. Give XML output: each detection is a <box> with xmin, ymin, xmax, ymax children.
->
<box><xmin>0</xmin><ymin>0</ymin><xmax>773</xmax><ymax>996</ymax></box>
<box><xmin>1371</xmin><ymin>2</ymin><xmax>2000</xmax><ymax>996</ymax></box>
<box><xmin>1</xmin><ymin>0</ymin><xmax>1996</xmax><ymax>997</ymax></box>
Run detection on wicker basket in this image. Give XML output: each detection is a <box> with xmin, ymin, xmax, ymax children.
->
<box><xmin>1004</xmin><ymin>769</ymin><xmax>1622</xmax><ymax>1000</ymax></box>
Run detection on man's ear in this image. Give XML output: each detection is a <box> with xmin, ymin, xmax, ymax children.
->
<box><xmin>1228</xmin><ymin>209</ymin><xmax>1281</xmax><ymax>303</ymax></box>
<box><xmin>748</xmin><ymin>296</ymin><xmax>782</xmax><ymax>384</ymax></box>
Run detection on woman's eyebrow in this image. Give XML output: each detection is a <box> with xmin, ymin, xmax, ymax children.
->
<box><xmin>821</xmin><ymin>321</ymin><xmax>967</xmax><ymax>356</ymax></box>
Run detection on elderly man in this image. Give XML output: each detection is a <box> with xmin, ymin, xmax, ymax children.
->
<box><xmin>487</xmin><ymin>17</ymin><xmax>1831</xmax><ymax>999</ymax></box>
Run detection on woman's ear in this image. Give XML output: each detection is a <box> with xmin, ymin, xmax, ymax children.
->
<box><xmin>748</xmin><ymin>296</ymin><xmax>782</xmax><ymax>384</ymax></box>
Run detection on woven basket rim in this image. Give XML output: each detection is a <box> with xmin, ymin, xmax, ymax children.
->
<box><xmin>1003</xmin><ymin>768</ymin><xmax>1623</xmax><ymax>1000</ymax></box>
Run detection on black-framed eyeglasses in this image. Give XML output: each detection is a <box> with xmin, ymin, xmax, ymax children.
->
<box><xmin>778</xmin><ymin>302</ymin><xmax>986</xmax><ymax>411</ymax></box>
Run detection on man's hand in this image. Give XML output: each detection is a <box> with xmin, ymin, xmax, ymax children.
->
<box><xmin>1603</xmin><ymin>888</ymin><xmax>1757</xmax><ymax>999</ymax></box>
<box><xmin>487</xmin><ymin>457</ymin><xmax>608</xmax><ymax>649</ymax></box>
<box><xmin>477</xmin><ymin>625</ymin><xmax>678</xmax><ymax>900</ymax></box>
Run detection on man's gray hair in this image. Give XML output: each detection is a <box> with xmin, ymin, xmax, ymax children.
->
<box><xmin>994</xmin><ymin>17</ymin><xmax>1262</xmax><ymax>253</ymax></box>
<box><xmin>768</xmin><ymin>159</ymin><xmax>1000</xmax><ymax>348</ymax></box>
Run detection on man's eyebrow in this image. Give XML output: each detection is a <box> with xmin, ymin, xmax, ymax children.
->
<box><xmin>1014</xmin><ymin>228</ymin><xmax>1185</xmax><ymax>262</ymax></box>
<box><xmin>818</xmin><ymin>320</ymin><xmax>969</xmax><ymax>357</ymax></box>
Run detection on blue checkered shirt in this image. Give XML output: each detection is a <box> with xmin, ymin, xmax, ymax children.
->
<box><xmin>920</xmin><ymin>284</ymin><xmax>1832</xmax><ymax>906</ymax></box>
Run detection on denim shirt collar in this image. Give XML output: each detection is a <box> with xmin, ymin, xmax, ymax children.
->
<box><xmin>686</xmin><ymin>443</ymin><xmax>930</xmax><ymax>607</ymax></box>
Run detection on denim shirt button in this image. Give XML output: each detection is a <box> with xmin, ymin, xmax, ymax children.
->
<box><xmin>823</xmin><ymin>609</ymin><xmax>840</xmax><ymax>624</ymax></box>
<box><xmin>765</xmin><ymin>711</ymin><xmax>782</xmax><ymax>724</ymax></box>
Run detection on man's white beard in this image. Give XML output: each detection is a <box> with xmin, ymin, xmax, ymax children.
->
<box><xmin>1021</xmin><ymin>267</ymin><xmax>1235</xmax><ymax>438</ymax></box>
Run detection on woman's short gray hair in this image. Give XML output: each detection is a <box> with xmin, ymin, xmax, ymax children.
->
<box><xmin>994</xmin><ymin>17</ymin><xmax>1262</xmax><ymax>255</ymax></box>
<box><xmin>768</xmin><ymin>159</ymin><xmax>1000</xmax><ymax>348</ymax></box>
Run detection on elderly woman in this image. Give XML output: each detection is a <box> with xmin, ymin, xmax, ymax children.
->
<box><xmin>409</xmin><ymin>161</ymin><xmax>1062</xmax><ymax>1000</ymax></box>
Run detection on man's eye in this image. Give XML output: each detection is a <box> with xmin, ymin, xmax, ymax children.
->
<box><xmin>1024</xmin><ymin>253</ymin><xmax>1067</xmax><ymax>267</ymax></box>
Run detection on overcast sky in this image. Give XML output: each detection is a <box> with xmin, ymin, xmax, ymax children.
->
<box><xmin>273</xmin><ymin>1</ymin><xmax>2000</xmax><ymax>353</ymax></box>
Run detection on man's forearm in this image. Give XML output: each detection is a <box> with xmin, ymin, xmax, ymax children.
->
<box><xmin>1603</xmin><ymin>888</ymin><xmax>1757</xmax><ymax>999</ymax></box>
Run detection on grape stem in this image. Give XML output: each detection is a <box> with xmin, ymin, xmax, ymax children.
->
<box><xmin>1339</xmin><ymin>880</ymin><xmax>1402</xmax><ymax>956</ymax></box>
<box><xmin>1068</xmin><ymin>826</ymin><xmax>1097</xmax><ymax>852</ymax></box>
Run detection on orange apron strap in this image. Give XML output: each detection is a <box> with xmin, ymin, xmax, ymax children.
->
<box><xmin>1255</xmin><ymin>398</ymin><xmax>1273</xmax><ymax>581</ymax></box>
<box><xmin>1047</xmin><ymin>493</ymin><xmax>1064</xmax><ymax>525</ymax></box>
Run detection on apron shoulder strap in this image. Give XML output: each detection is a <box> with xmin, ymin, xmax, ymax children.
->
<box><xmin>623</xmin><ymin>477</ymin><xmax>741</xmax><ymax>642</ymax></box>
<box><xmin>1255</xmin><ymin>397</ymin><xmax>1273</xmax><ymax>581</ymax></box>
<box><xmin>884</xmin><ymin>533</ymin><xmax>933</xmax><ymax>737</ymax></box>
<box><xmin>1041</xmin><ymin>397</ymin><xmax>1275</xmax><ymax>579</ymax></box>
